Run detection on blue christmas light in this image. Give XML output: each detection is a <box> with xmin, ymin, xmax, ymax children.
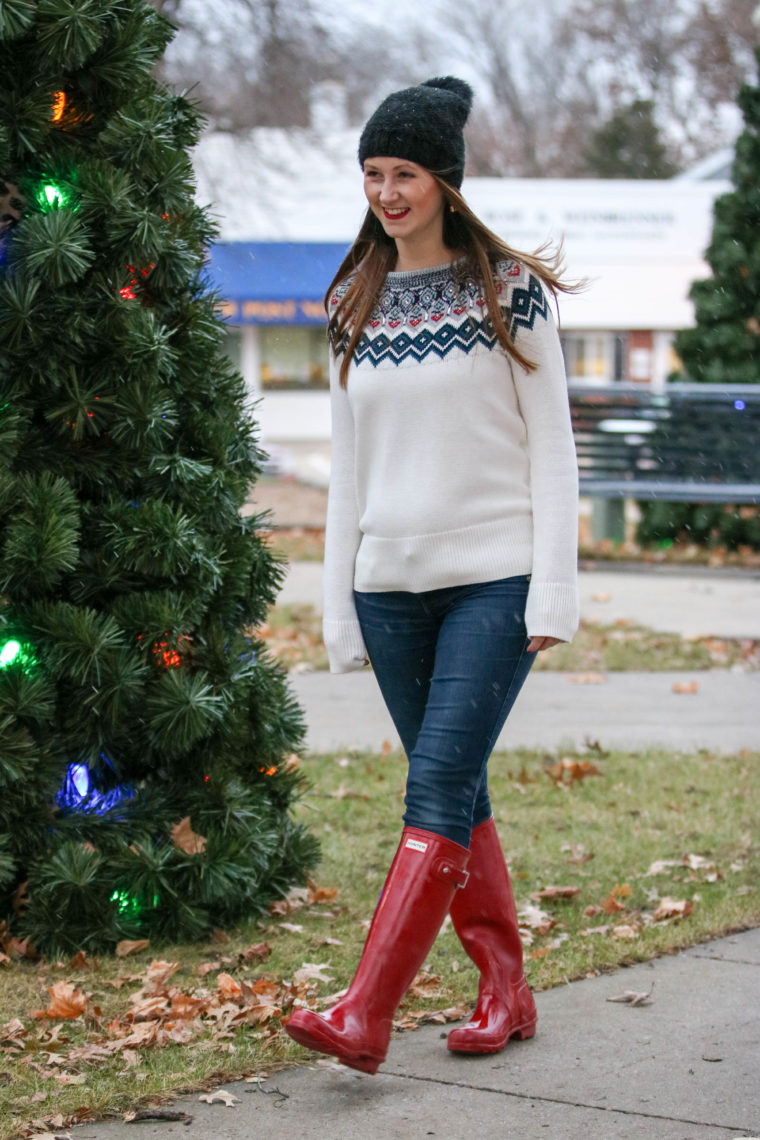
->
<box><xmin>734</xmin><ymin>399</ymin><xmax>746</xmax><ymax>410</ymax></box>
<box><xmin>57</xmin><ymin>757</ymin><xmax>132</xmax><ymax>815</ymax></box>
<box><xmin>71</xmin><ymin>762</ymin><xmax>90</xmax><ymax>797</ymax></box>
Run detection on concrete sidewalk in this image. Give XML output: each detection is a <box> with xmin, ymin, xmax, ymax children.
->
<box><xmin>291</xmin><ymin>668</ymin><xmax>760</xmax><ymax>753</ymax></box>
<box><xmin>84</xmin><ymin>928</ymin><xmax>760</xmax><ymax>1139</ymax></box>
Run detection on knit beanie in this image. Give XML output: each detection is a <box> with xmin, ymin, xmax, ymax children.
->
<box><xmin>358</xmin><ymin>76</ymin><xmax>473</xmax><ymax>189</ymax></box>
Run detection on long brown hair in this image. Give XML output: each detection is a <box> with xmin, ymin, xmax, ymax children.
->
<box><xmin>325</xmin><ymin>173</ymin><xmax>579</xmax><ymax>388</ymax></box>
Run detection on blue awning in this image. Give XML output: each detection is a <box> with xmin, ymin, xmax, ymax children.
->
<box><xmin>206</xmin><ymin>241</ymin><xmax>349</xmax><ymax>326</ymax></box>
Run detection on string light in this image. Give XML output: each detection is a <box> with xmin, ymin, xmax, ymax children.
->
<box><xmin>0</xmin><ymin>638</ymin><xmax>35</xmax><ymax>673</ymax></box>
<box><xmin>110</xmin><ymin>889</ymin><xmax>159</xmax><ymax>917</ymax></box>
<box><xmin>151</xmin><ymin>634</ymin><xmax>187</xmax><ymax>668</ymax></box>
<box><xmin>57</xmin><ymin>757</ymin><xmax>132</xmax><ymax>815</ymax></box>
<box><xmin>38</xmin><ymin>183</ymin><xmax>65</xmax><ymax>210</ymax></box>
<box><xmin>51</xmin><ymin>91</ymin><xmax>66</xmax><ymax>122</ymax></box>
<box><xmin>0</xmin><ymin>639</ymin><xmax>22</xmax><ymax>668</ymax></box>
<box><xmin>120</xmin><ymin>263</ymin><xmax>155</xmax><ymax>301</ymax></box>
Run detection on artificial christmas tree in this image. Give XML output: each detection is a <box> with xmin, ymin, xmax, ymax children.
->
<box><xmin>0</xmin><ymin>0</ymin><xmax>318</xmax><ymax>953</ymax></box>
<box><xmin>637</xmin><ymin>46</ymin><xmax>760</xmax><ymax>550</ymax></box>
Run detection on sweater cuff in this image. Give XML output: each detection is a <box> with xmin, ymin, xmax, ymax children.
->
<box><xmin>322</xmin><ymin>619</ymin><xmax>368</xmax><ymax>674</ymax></box>
<box><xmin>525</xmin><ymin>581</ymin><xmax>579</xmax><ymax>644</ymax></box>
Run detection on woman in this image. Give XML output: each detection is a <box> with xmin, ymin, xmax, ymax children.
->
<box><xmin>285</xmin><ymin>77</ymin><xmax>579</xmax><ymax>1074</ymax></box>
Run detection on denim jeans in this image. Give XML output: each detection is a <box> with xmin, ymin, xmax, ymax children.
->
<box><xmin>354</xmin><ymin>576</ymin><xmax>534</xmax><ymax>848</ymax></box>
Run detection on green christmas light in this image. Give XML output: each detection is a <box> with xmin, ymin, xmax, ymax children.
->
<box><xmin>110</xmin><ymin>889</ymin><xmax>159</xmax><ymax>918</ymax></box>
<box><xmin>37</xmin><ymin>182</ymin><xmax>66</xmax><ymax>211</ymax></box>
<box><xmin>0</xmin><ymin>637</ymin><xmax>36</xmax><ymax>674</ymax></box>
<box><xmin>0</xmin><ymin>639</ymin><xmax>22</xmax><ymax>668</ymax></box>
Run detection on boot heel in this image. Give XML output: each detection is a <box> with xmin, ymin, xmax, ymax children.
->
<box><xmin>512</xmin><ymin>1020</ymin><xmax>537</xmax><ymax>1041</ymax></box>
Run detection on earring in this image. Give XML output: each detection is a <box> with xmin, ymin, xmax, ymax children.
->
<box><xmin>449</xmin><ymin>205</ymin><xmax>456</xmax><ymax>214</ymax></box>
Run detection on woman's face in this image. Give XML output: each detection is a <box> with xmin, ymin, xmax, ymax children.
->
<box><xmin>363</xmin><ymin>156</ymin><xmax>445</xmax><ymax>247</ymax></box>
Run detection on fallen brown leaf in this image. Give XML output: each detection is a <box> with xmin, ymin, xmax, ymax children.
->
<box><xmin>217</xmin><ymin>973</ymin><xmax>242</xmax><ymax>1001</ymax></box>
<box><xmin>652</xmin><ymin>897</ymin><xmax>694</xmax><ymax>921</ymax></box>
<box><xmin>531</xmin><ymin>885</ymin><xmax>581</xmax><ymax>901</ymax></box>
<box><xmin>518</xmin><ymin>903</ymin><xmax>556</xmax><ymax>935</ymax></box>
<box><xmin>645</xmin><ymin>859</ymin><xmax>678</xmax><ymax>876</ymax></box>
<box><xmin>196</xmin><ymin>961</ymin><xmax>222</xmax><ymax>976</ymax></box>
<box><xmin>293</xmin><ymin>963</ymin><xmax>333</xmax><ymax>986</ymax></box>
<box><xmin>198</xmin><ymin>1089</ymin><xmax>239</xmax><ymax>1107</ymax></box>
<box><xmin>68</xmin><ymin>950</ymin><xmax>98</xmax><ymax>971</ymax></box>
<box><xmin>672</xmin><ymin>680</ymin><xmax>700</xmax><ymax>694</ymax></box>
<box><xmin>407</xmin><ymin>972</ymin><xmax>443</xmax><ymax>998</ymax></box>
<box><xmin>566</xmin><ymin>673</ymin><xmax>605</xmax><ymax>684</ymax></box>
<box><xmin>239</xmin><ymin>942</ymin><xmax>272</xmax><ymax>964</ymax></box>
<box><xmin>607</xmin><ymin>983</ymin><xmax>654</xmax><ymax>1006</ymax></box>
<box><xmin>599</xmin><ymin>891</ymin><xmax>627</xmax><ymax>915</ymax></box>
<box><xmin>547</xmin><ymin>757</ymin><xmax>601</xmax><ymax>785</ymax></box>
<box><xmin>5</xmin><ymin>935</ymin><xmax>36</xmax><ymax>960</ymax></box>
<box><xmin>115</xmin><ymin>940</ymin><xmax>149</xmax><ymax>958</ymax></box>
<box><xmin>143</xmin><ymin>959</ymin><xmax>180</xmax><ymax>993</ymax></box>
<box><xmin>31</xmin><ymin>982</ymin><xmax>89</xmax><ymax>1021</ymax></box>
<box><xmin>308</xmin><ymin>882</ymin><xmax>339</xmax><ymax>904</ymax></box>
<box><xmin>170</xmin><ymin>816</ymin><xmax>207</xmax><ymax>855</ymax></box>
<box><xmin>612</xmin><ymin>924</ymin><xmax>640</xmax><ymax>940</ymax></box>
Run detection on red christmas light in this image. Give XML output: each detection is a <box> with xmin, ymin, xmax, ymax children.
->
<box><xmin>150</xmin><ymin>633</ymin><xmax>188</xmax><ymax>668</ymax></box>
<box><xmin>120</xmin><ymin>263</ymin><xmax>155</xmax><ymax>301</ymax></box>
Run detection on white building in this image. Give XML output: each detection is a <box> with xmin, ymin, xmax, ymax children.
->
<box><xmin>193</xmin><ymin>128</ymin><xmax>730</xmax><ymax>444</ymax></box>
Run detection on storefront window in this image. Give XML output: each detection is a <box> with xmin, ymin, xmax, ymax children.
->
<box><xmin>561</xmin><ymin>332</ymin><xmax>614</xmax><ymax>383</ymax></box>
<box><xmin>260</xmin><ymin>327</ymin><xmax>329</xmax><ymax>389</ymax></box>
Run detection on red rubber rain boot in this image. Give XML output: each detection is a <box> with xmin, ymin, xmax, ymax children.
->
<box><xmin>285</xmin><ymin>827</ymin><xmax>469</xmax><ymax>1074</ymax></box>
<box><xmin>447</xmin><ymin>816</ymin><xmax>536</xmax><ymax>1053</ymax></box>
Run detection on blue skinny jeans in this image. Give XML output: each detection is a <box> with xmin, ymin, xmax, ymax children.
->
<box><xmin>354</xmin><ymin>575</ymin><xmax>535</xmax><ymax>849</ymax></box>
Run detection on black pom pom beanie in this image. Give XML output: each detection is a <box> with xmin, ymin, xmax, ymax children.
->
<box><xmin>358</xmin><ymin>76</ymin><xmax>473</xmax><ymax>189</ymax></box>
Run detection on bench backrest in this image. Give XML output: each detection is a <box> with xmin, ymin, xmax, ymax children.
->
<box><xmin>569</xmin><ymin>383</ymin><xmax>760</xmax><ymax>502</ymax></box>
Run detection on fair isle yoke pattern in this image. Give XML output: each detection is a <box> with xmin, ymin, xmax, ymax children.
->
<box><xmin>330</xmin><ymin>260</ymin><xmax>549</xmax><ymax>368</ymax></box>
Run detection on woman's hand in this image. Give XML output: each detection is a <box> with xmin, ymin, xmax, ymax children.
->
<box><xmin>527</xmin><ymin>636</ymin><xmax>562</xmax><ymax>653</ymax></box>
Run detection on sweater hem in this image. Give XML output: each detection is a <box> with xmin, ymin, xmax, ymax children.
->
<box><xmin>353</xmin><ymin>516</ymin><xmax>534</xmax><ymax>594</ymax></box>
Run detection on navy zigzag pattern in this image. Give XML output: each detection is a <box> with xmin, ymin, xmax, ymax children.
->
<box><xmin>333</xmin><ymin>267</ymin><xmax>549</xmax><ymax>369</ymax></box>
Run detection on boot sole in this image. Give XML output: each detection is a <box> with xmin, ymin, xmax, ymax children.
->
<box><xmin>285</xmin><ymin>1015</ymin><xmax>385</xmax><ymax>1075</ymax></box>
<box><xmin>447</xmin><ymin>1019</ymin><xmax>537</xmax><ymax>1054</ymax></box>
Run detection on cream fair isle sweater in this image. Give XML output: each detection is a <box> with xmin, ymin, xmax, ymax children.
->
<box><xmin>322</xmin><ymin>258</ymin><xmax>579</xmax><ymax>674</ymax></box>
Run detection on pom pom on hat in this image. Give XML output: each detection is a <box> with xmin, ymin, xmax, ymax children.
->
<box><xmin>358</xmin><ymin>76</ymin><xmax>474</xmax><ymax>188</ymax></box>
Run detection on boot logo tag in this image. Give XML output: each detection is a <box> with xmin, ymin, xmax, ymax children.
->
<box><xmin>405</xmin><ymin>838</ymin><xmax>428</xmax><ymax>853</ymax></box>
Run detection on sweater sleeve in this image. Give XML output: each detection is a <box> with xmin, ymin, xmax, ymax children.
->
<box><xmin>508</xmin><ymin>281</ymin><xmax>580</xmax><ymax>643</ymax></box>
<box><xmin>322</xmin><ymin>351</ymin><xmax>368</xmax><ymax>673</ymax></box>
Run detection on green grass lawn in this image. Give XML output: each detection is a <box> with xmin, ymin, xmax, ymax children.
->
<box><xmin>1</xmin><ymin>745</ymin><xmax>758</xmax><ymax>1138</ymax></box>
<box><xmin>260</xmin><ymin>603</ymin><xmax>759</xmax><ymax>674</ymax></box>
